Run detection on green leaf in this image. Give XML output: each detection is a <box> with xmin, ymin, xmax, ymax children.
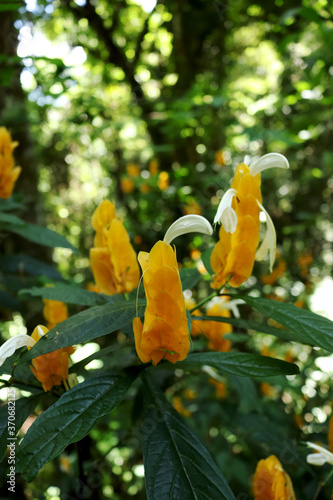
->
<box><xmin>239</xmin><ymin>296</ymin><xmax>333</xmax><ymax>352</ymax></box>
<box><xmin>229</xmin><ymin>376</ymin><xmax>259</xmax><ymax>413</ymax></box>
<box><xmin>142</xmin><ymin>372</ymin><xmax>236</xmax><ymax>500</ymax></box>
<box><xmin>201</xmin><ymin>246</ymin><xmax>214</xmax><ymax>275</ymax></box>
<box><xmin>177</xmin><ymin>352</ymin><xmax>299</xmax><ymax>377</ymax></box>
<box><xmin>0</xmin><ymin>197</ymin><xmax>24</xmax><ymax>211</ymax></box>
<box><xmin>18</xmin><ymin>298</ymin><xmax>146</xmax><ymax>363</ymax></box>
<box><xmin>0</xmin><ymin>212</ymin><xmax>26</xmax><ymax>226</ymax></box>
<box><xmin>3</xmin><ymin>222</ymin><xmax>77</xmax><ymax>253</ymax></box>
<box><xmin>0</xmin><ymin>255</ymin><xmax>62</xmax><ymax>280</ymax></box>
<box><xmin>223</xmin><ymin>333</ymin><xmax>249</xmax><ymax>343</ymax></box>
<box><xmin>179</xmin><ymin>267</ymin><xmax>201</xmax><ymax>290</ymax></box>
<box><xmin>0</xmin><ymin>393</ymin><xmax>40</xmax><ymax>461</ymax></box>
<box><xmin>16</xmin><ymin>371</ymin><xmax>135</xmax><ymax>481</ymax></box>
<box><xmin>19</xmin><ymin>284</ymin><xmax>110</xmax><ymax>306</ymax></box>
<box><xmin>0</xmin><ymin>290</ymin><xmax>21</xmax><ymax>310</ymax></box>
<box><xmin>193</xmin><ymin>315</ymin><xmax>294</xmax><ymax>340</ymax></box>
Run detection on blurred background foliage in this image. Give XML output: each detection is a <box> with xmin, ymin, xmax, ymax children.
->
<box><xmin>1</xmin><ymin>0</ymin><xmax>333</xmax><ymax>498</ymax></box>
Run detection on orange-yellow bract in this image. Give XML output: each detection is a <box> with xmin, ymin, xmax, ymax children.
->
<box><xmin>28</xmin><ymin>325</ymin><xmax>74</xmax><ymax>392</ymax></box>
<box><xmin>90</xmin><ymin>200</ymin><xmax>140</xmax><ymax>295</ymax></box>
<box><xmin>202</xmin><ymin>299</ymin><xmax>232</xmax><ymax>352</ymax></box>
<box><xmin>0</xmin><ymin>127</ymin><xmax>21</xmax><ymax>199</ymax></box>
<box><xmin>253</xmin><ymin>455</ymin><xmax>296</xmax><ymax>500</ymax></box>
<box><xmin>133</xmin><ymin>241</ymin><xmax>190</xmax><ymax>365</ymax></box>
<box><xmin>211</xmin><ymin>162</ymin><xmax>261</xmax><ymax>288</ymax></box>
<box><xmin>43</xmin><ymin>299</ymin><xmax>68</xmax><ymax>330</ymax></box>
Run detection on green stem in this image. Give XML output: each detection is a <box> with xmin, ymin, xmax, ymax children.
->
<box><xmin>189</xmin><ymin>287</ymin><xmax>223</xmax><ymax>313</ymax></box>
<box><xmin>124</xmin><ymin>292</ymin><xmax>130</xmax><ymax>301</ymax></box>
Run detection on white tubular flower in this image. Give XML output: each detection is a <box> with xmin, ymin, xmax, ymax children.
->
<box><xmin>213</xmin><ymin>188</ymin><xmax>237</xmax><ymax>233</ymax></box>
<box><xmin>0</xmin><ymin>335</ymin><xmax>36</xmax><ymax>366</ymax></box>
<box><xmin>306</xmin><ymin>442</ymin><xmax>333</xmax><ymax>466</ymax></box>
<box><xmin>207</xmin><ymin>295</ymin><xmax>243</xmax><ymax>318</ymax></box>
<box><xmin>255</xmin><ymin>201</ymin><xmax>276</xmax><ymax>272</ymax></box>
<box><xmin>163</xmin><ymin>215</ymin><xmax>213</xmax><ymax>245</ymax></box>
<box><xmin>249</xmin><ymin>153</ymin><xmax>289</xmax><ymax>177</ymax></box>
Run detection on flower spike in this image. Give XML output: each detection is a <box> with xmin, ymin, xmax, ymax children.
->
<box><xmin>213</xmin><ymin>188</ymin><xmax>237</xmax><ymax>233</ymax></box>
<box><xmin>249</xmin><ymin>152</ymin><xmax>289</xmax><ymax>177</ymax></box>
<box><xmin>163</xmin><ymin>215</ymin><xmax>213</xmax><ymax>246</ymax></box>
<box><xmin>0</xmin><ymin>335</ymin><xmax>36</xmax><ymax>366</ymax></box>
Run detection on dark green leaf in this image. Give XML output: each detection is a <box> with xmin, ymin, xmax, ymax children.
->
<box><xmin>229</xmin><ymin>376</ymin><xmax>259</xmax><ymax>413</ymax></box>
<box><xmin>3</xmin><ymin>222</ymin><xmax>77</xmax><ymax>253</ymax></box>
<box><xmin>0</xmin><ymin>393</ymin><xmax>40</xmax><ymax>461</ymax></box>
<box><xmin>201</xmin><ymin>246</ymin><xmax>214</xmax><ymax>275</ymax></box>
<box><xmin>18</xmin><ymin>298</ymin><xmax>146</xmax><ymax>363</ymax></box>
<box><xmin>0</xmin><ymin>212</ymin><xmax>26</xmax><ymax>226</ymax></box>
<box><xmin>0</xmin><ymin>197</ymin><xmax>24</xmax><ymax>211</ymax></box>
<box><xmin>19</xmin><ymin>284</ymin><xmax>109</xmax><ymax>306</ymax></box>
<box><xmin>179</xmin><ymin>267</ymin><xmax>201</xmax><ymax>290</ymax></box>
<box><xmin>0</xmin><ymin>290</ymin><xmax>21</xmax><ymax>310</ymax></box>
<box><xmin>177</xmin><ymin>352</ymin><xmax>299</xmax><ymax>377</ymax></box>
<box><xmin>0</xmin><ymin>255</ymin><xmax>62</xmax><ymax>280</ymax></box>
<box><xmin>16</xmin><ymin>372</ymin><xmax>135</xmax><ymax>481</ymax></box>
<box><xmin>223</xmin><ymin>333</ymin><xmax>249</xmax><ymax>343</ymax></box>
<box><xmin>239</xmin><ymin>296</ymin><xmax>333</xmax><ymax>352</ymax></box>
<box><xmin>142</xmin><ymin>372</ymin><xmax>236</xmax><ymax>500</ymax></box>
<box><xmin>193</xmin><ymin>315</ymin><xmax>294</xmax><ymax>340</ymax></box>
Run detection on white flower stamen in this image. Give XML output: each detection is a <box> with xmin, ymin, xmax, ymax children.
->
<box><xmin>0</xmin><ymin>335</ymin><xmax>36</xmax><ymax>366</ymax></box>
<box><xmin>213</xmin><ymin>188</ymin><xmax>237</xmax><ymax>233</ymax></box>
<box><xmin>255</xmin><ymin>201</ymin><xmax>276</xmax><ymax>272</ymax></box>
<box><xmin>249</xmin><ymin>153</ymin><xmax>289</xmax><ymax>177</ymax></box>
<box><xmin>163</xmin><ymin>215</ymin><xmax>213</xmax><ymax>246</ymax></box>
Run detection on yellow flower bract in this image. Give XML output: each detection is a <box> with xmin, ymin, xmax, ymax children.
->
<box><xmin>90</xmin><ymin>200</ymin><xmax>140</xmax><ymax>295</ymax></box>
<box><xmin>43</xmin><ymin>299</ymin><xmax>68</xmax><ymax>330</ymax></box>
<box><xmin>0</xmin><ymin>127</ymin><xmax>21</xmax><ymax>199</ymax></box>
<box><xmin>29</xmin><ymin>325</ymin><xmax>74</xmax><ymax>392</ymax></box>
<box><xmin>133</xmin><ymin>241</ymin><xmax>190</xmax><ymax>365</ymax></box>
<box><xmin>253</xmin><ymin>455</ymin><xmax>296</xmax><ymax>500</ymax></box>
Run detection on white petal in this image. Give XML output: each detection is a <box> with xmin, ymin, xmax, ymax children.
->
<box><xmin>306</xmin><ymin>442</ymin><xmax>333</xmax><ymax>464</ymax></box>
<box><xmin>249</xmin><ymin>153</ymin><xmax>289</xmax><ymax>177</ymax></box>
<box><xmin>255</xmin><ymin>201</ymin><xmax>276</xmax><ymax>272</ymax></box>
<box><xmin>163</xmin><ymin>215</ymin><xmax>213</xmax><ymax>245</ymax></box>
<box><xmin>37</xmin><ymin>325</ymin><xmax>46</xmax><ymax>338</ymax></box>
<box><xmin>214</xmin><ymin>188</ymin><xmax>237</xmax><ymax>233</ymax></box>
<box><xmin>0</xmin><ymin>336</ymin><xmax>36</xmax><ymax>366</ymax></box>
<box><xmin>306</xmin><ymin>453</ymin><xmax>327</xmax><ymax>466</ymax></box>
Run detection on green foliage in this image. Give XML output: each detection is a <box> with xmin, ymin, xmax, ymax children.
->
<box><xmin>142</xmin><ymin>372</ymin><xmax>236</xmax><ymax>500</ymax></box>
<box><xmin>16</xmin><ymin>371</ymin><xmax>137</xmax><ymax>481</ymax></box>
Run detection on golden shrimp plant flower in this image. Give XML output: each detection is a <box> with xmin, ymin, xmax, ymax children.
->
<box><xmin>253</xmin><ymin>455</ymin><xmax>296</xmax><ymax>500</ymax></box>
<box><xmin>133</xmin><ymin>215</ymin><xmax>213</xmax><ymax>365</ymax></box>
<box><xmin>0</xmin><ymin>127</ymin><xmax>21</xmax><ymax>199</ymax></box>
<box><xmin>0</xmin><ymin>325</ymin><xmax>74</xmax><ymax>391</ymax></box>
<box><xmin>211</xmin><ymin>153</ymin><xmax>289</xmax><ymax>288</ymax></box>
<box><xmin>90</xmin><ymin>200</ymin><xmax>140</xmax><ymax>295</ymax></box>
